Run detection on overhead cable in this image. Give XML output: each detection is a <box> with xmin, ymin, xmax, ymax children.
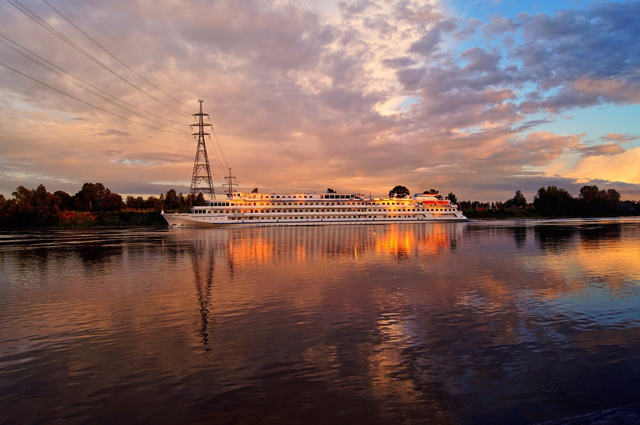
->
<box><xmin>7</xmin><ymin>0</ymin><xmax>192</xmax><ymax>118</ymax></box>
<box><xmin>42</xmin><ymin>0</ymin><xmax>193</xmax><ymax>112</ymax></box>
<box><xmin>70</xmin><ymin>0</ymin><xmax>167</xmax><ymax>79</ymax></box>
<box><xmin>0</xmin><ymin>60</ymin><xmax>189</xmax><ymax>135</ymax></box>
<box><xmin>0</xmin><ymin>35</ymin><xmax>188</xmax><ymax>131</ymax></box>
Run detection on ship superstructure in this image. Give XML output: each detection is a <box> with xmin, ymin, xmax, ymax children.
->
<box><xmin>162</xmin><ymin>190</ymin><xmax>467</xmax><ymax>227</ymax></box>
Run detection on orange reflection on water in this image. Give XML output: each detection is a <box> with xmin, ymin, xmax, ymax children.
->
<box><xmin>373</xmin><ymin>225</ymin><xmax>452</xmax><ymax>260</ymax></box>
<box><xmin>198</xmin><ymin>224</ymin><xmax>459</xmax><ymax>268</ymax></box>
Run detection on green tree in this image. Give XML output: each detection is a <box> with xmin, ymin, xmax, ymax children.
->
<box><xmin>446</xmin><ymin>192</ymin><xmax>458</xmax><ymax>204</ymax></box>
<box><xmin>327</xmin><ymin>188</ymin><xmax>336</xmax><ymax>193</ymax></box>
<box><xmin>389</xmin><ymin>185</ymin><xmax>410</xmax><ymax>198</ymax></box>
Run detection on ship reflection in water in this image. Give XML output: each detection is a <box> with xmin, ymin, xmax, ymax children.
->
<box><xmin>1</xmin><ymin>220</ymin><xmax>640</xmax><ymax>424</ymax></box>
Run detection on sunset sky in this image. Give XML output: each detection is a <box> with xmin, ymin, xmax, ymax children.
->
<box><xmin>0</xmin><ymin>0</ymin><xmax>639</xmax><ymax>202</ymax></box>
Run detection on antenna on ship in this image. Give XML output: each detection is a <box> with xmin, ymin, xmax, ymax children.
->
<box><xmin>224</xmin><ymin>167</ymin><xmax>237</xmax><ymax>198</ymax></box>
<box><xmin>190</xmin><ymin>99</ymin><xmax>216</xmax><ymax>200</ymax></box>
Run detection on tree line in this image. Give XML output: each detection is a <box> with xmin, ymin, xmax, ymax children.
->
<box><xmin>0</xmin><ymin>183</ymin><xmax>209</xmax><ymax>227</ymax></box>
<box><xmin>2</xmin><ymin>182</ymin><xmax>639</xmax><ymax>227</ymax></box>
<box><xmin>459</xmin><ymin>185</ymin><xmax>640</xmax><ymax>217</ymax></box>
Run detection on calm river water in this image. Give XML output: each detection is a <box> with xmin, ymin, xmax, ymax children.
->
<box><xmin>1</xmin><ymin>219</ymin><xmax>640</xmax><ymax>424</ymax></box>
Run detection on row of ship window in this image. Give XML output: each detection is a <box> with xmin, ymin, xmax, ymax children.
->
<box><xmin>240</xmin><ymin>195</ymin><xmax>359</xmax><ymax>200</ymax></box>
<box><xmin>197</xmin><ymin>209</ymin><xmax>455</xmax><ymax>214</ymax></box>
<box><xmin>210</xmin><ymin>201</ymin><xmax>442</xmax><ymax>206</ymax></box>
<box><xmin>225</xmin><ymin>215</ymin><xmax>450</xmax><ymax>220</ymax></box>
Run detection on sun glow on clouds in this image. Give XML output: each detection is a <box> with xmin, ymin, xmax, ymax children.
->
<box><xmin>0</xmin><ymin>0</ymin><xmax>639</xmax><ymax>200</ymax></box>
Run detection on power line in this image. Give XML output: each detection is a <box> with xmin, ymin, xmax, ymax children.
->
<box><xmin>0</xmin><ymin>60</ymin><xmax>189</xmax><ymax>135</ymax></box>
<box><xmin>0</xmin><ymin>33</ymin><xmax>189</xmax><ymax>125</ymax></box>
<box><xmin>210</xmin><ymin>122</ymin><xmax>230</xmax><ymax>169</ymax></box>
<box><xmin>70</xmin><ymin>0</ymin><xmax>168</xmax><ymax>80</ymax></box>
<box><xmin>42</xmin><ymin>0</ymin><xmax>193</xmax><ymax>112</ymax></box>
<box><xmin>206</xmin><ymin>134</ymin><xmax>228</xmax><ymax>182</ymax></box>
<box><xmin>0</xmin><ymin>35</ymin><xmax>188</xmax><ymax>132</ymax></box>
<box><xmin>7</xmin><ymin>0</ymin><xmax>193</xmax><ymax>118</ymax></box>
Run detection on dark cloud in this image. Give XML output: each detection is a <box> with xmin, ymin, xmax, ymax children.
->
<box><xmin>393</xmin><ymin>1</ymin><xmax>443</xmax><ymax>25</ymax></box>
<box><xmin>338</xmin><ymin>0</ymin><xmax>380</xmax><ymax>16</ymax></box>
<box><xmin>574</xmin><ymin>143</ymin><xmax>625</xmax><ymax>157</ymax></box>
<box><xmin>482</xmin><ymin>15</ymin><xmax>519</xmax><ymax>38</ymax></box>
<box><xmin>408</xmin><ymin>19</ymin><xmax>457</xmax><ymax>58</ymax></box>
<box><xmin>381</xmin><ymin>57</ymin><xmax>416</xmax><ymax>69</ymax></box>
<box><xmin>510</xmin><ymin>2</ymin><xmax>640</xmax><ymax>98</ymax></box>
<box><xmin>363</xmin><ymin>15</ymin><xmax>398</xmax><ymax>37</ymax></box>
<box><xmin>396</xmin><ymin>67</ymin><xmax>426</xmax><ymax>90</ymax></box>
<box><xmin>454</xmin><ymin>18</ymin><xmax>482</xmax><ymax>40</ymax></box>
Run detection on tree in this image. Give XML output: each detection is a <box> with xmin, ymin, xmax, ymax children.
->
<box><xmin>144</xmin><ymin>196</ymin><xmax>162</xmax><ymax>211</ymax></box>
<box><xmin>126</xmin><ymin>196</ymin><xmax>145</xmax><ymax>210</ymax></box>
<box><xmin>389</xmin><ymin>185</ymin><xmax>410</xmax><ymax>198</ymax></box>
<box><xmin>446</xmin><ymin>192</ymin><xmax>458</xmax><ymax>204</ymax></box>
<box><xmin>2</xmin><ymin>185</ymin><xmax>61</xmax><ymax>225</ymax></box>
<box><xmin>72</xmin><ymin>183</ymin><xmax>122</xmax><ymax>211</ymax></box>
<box><xmin>251</xmin><ymin>188</ymin><xmax>259</xmax><ymax>193</ymax></box>
<box><xmin>327</xmin><ymin>188</ymin><xmax>336</xmax><ymax>193</ymax></box>
<box><xmin>607</xmin><ymin>188</ymin><xmax>621</xmax><ymax>210</ymax></box>
<box><xmin>533</xmin><ymin>186</ymin><xmax>573</xmax><ymax>216</ymax></box>
<box><xmin>195</xmin><ymin>193</ymin><xmax>206</xmax><ymax>206</ymax></box>
<box><xmin>164</xmin><ymin>189</ymin><xmax>180</xmax><ymax>210</ymax></box>
<box><xmin>54</xmin><ymin>190</ymin><xmax>73</xmax><ymax>211</ymax></box>
<box><xmin>579</xmin><ymin>185</ymin><xmax>600</xmax><ymax>206</ymax></box>
<box><xmin>74</xmin><ymin>182</ymin><xmax>104</xmax><ymax>211</ymax></box>
<box><xmin>508</xmin><ymin>190</ymin><xmax>527</xmax><ymax>208</ymax></box>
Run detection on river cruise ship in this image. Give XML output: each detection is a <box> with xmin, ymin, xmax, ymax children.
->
<box><xmin>162</xmin><ymin>191</ymin><xmax>467</xmax><ymax>227</ymax></box>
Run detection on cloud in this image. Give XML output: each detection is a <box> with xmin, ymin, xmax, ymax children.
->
<box><xmin>482</xmin><ymin>15</ymin><xmax>520</xmax><ymax>37</ymax></box>
<box><xmin>0</xmin><ymin>0</ymin><xmax>639</xmax><ymax>202</ymax></box>
<box><xmin>408</xmin><ymin>19</ymin><xmax>457</xmax><ymax>58</ymax></box>
<box><xmin>601</xmin><ymin>133</ymin><xmax>639</xmax><ymax>143</ymax></box>
<box><xmin>381</xmin><ymin>57</ymin><xmax>416</xmax><ymax>69</ymax></box>
<box><xmin>94</xmin><ymin>129</ymin><xmax>131</xmax><ymax>137</ymax></box>
<box><xmin>574</xmin><ymin>143</ymin><xmax>625</xmax><ymax>157</ymax></box>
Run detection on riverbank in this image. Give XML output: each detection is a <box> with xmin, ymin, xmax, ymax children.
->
<box><xmin>0</xmin><ymin>211</ymin><xmax>166</xmax><ymax>229</ymax></box>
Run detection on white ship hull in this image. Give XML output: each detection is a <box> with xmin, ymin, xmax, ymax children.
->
<box><xmin>162</xmin><ymin>191</ymin><xmax>467</xmax><ymax>227</ymax></box>
<box><xmin>162</xmin><ymin>214</ymin><xmax>466</xmax><ymax>227</ymax></box>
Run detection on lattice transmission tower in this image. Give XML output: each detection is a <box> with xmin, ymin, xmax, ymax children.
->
<box><xmin>190</xmin><ymin>99</ymin><xmax>215</xmax><ymax>200</ymax></box>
